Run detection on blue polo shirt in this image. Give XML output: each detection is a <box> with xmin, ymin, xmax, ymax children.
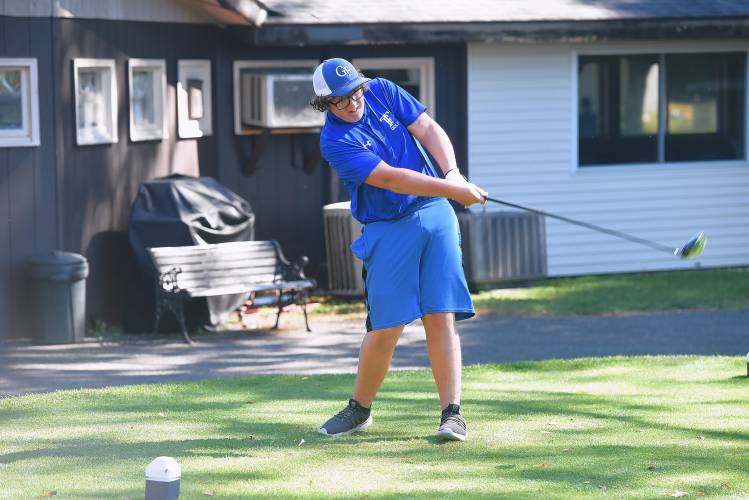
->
<box><xmin>320</xmin><ymin>78</ymin><xmax>437</xmax><ymax>224</ymax></box>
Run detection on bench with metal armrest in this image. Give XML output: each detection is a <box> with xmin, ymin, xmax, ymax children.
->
<box><xmin>148</xmin><ymin>240</ymin><xmax>316</xmax><ymax>343</ymax></box>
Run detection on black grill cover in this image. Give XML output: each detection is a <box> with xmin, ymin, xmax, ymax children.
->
<box><xmin>125</xmin><ymin>175</ymin><xmax>255</xmax><ymax>332</ymax></box>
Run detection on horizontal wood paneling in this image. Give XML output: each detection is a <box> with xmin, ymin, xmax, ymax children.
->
<box><xmin>468</xmin><ymin>41</ymin><xmax>749</xmax><ymax>277</ymax></box>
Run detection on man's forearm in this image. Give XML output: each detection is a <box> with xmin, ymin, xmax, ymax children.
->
<box><xmin>364</xmin><ymin>161</ymin><xmax>486</xmax><ymax>206</ymax></box>
<box><xmin>374</xmin><ymin>166</ymin><xmax>461</xmax><ymax>200</ymax></box>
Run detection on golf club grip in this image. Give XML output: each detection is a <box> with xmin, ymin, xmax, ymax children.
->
<box><xmin>484</xmin><ymin>197</ymin><xmax>675</xmax><ymax>254</ymax></box>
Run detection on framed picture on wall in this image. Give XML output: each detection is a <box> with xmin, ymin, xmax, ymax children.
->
<box><xmin>73</xmin><ymin>58</ymin><xmax>118</xmax><ymax>146</ymax></box>
<box><xmin>128</xmin><ymin>59</ymin><xmax>167</xmax><ymax>142</ymax></box>
<box><xmin>177</xmin><ymin>59</ymin><xmax>212</xmax><ymax>138</ymax></box>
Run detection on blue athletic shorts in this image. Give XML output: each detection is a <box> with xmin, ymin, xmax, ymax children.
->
<box><xmin>351</xmin><ymin>197</ymin><xmax>475</xmax><ymax>331</ymax></box>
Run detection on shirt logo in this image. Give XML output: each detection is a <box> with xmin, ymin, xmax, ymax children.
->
<box><xmin>380</xmin><ymin>111</ymin><xmax>399</xmax><ymax>131</ymax></box>
<box><xmin>363</xmin><ymin>139</ymin><xmax>372</xmax><ymax>149</ymax></box>
<box><xmin>336</xmin><ymin>65</ymin><xmax>352</xmax><ymax>77</ymax></box>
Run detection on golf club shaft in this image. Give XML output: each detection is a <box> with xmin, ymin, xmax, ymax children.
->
<box><xmin>484</xmin><ymin>197</ymin><xmax>676</xmax><ymax>255</ymax></box>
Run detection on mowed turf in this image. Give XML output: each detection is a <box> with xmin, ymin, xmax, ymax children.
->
<box><xmin>311</xmin><ymin>267</ymin><xmax>749</xmax><ymax>317</ymax></box>
<box><xmin>1</xmin><ymin>356</ymin><xmax>748</xmax><ymax>499</ymax></box>
<box><xmin>471</xmin><ymin>267</ymin><xmax>749</xmax><ymax>316</ymax></box>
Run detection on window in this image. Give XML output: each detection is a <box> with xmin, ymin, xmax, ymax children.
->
<box><xmin>74</xmin><ymin>58</ymin><xmax>117</xmax><ymax>145</ymax></box>
<box><xmin>665</xmin><ymin>53</ymin><xmax>745</xmax><ymax>162</ymax></box>
<box><xmin>177</xmin><ymin>60</ymin><xmax>212</xmax><ymax>138</ymax></box>
<box><xmin>0</xmin><ymin>58</ymin><xmax>40</xmax><ymax>147</ymax></box>
<box><xmin>578</xmin><ymin>51</ymin><xmax>745</xmax><ymax>166</ymax></box>
<box><xmin>128</xmin><ymin>59</ymin><xmax>167</xmax><ymax>141</ymax></box>
<box><xmin>353</xmin><ymin>57</ymin><xmax>435</xmax><ymax>116</ymax></box>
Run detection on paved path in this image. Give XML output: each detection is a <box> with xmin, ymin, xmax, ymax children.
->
<box><xmin>1</xmin><ymin>309</ymin><xmax>747</xmax><ymax>397</ymax></box>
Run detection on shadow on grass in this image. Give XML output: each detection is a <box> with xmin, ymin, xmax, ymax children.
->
<box><xmin>3</xmin><ymin>358</ymin><xmax>749</xmax><ymax>498</ymax></box>
<box><xmin>712</xmin><ymin>375</ymin><xmax>749</xmax><ymax>385</ymax></box>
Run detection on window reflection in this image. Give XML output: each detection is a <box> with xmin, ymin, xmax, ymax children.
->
<box><xmin>78</xmin><ymin>70</ymin><xmax>105</xmax><ymax>131</ymax></box>
<box><xmin>132</xmin><ymin>69</ymin><xmax>156</xmax><ymax>128</ymax></box>
<box><xmin>0</xmin><ymin>69</ymin><xmax>22</xmax><ymax>130</ymax></box>
<box><xmin>578</xmin><ymin>54</ymin><xmax>660</xmax><ymax>165</ymax></box>
<box><xmin>665</xmin><ymin>52</ymin><xmax>745</xmax><ymax>162</ymax></box>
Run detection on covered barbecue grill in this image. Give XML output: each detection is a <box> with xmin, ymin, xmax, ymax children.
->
<box><xmin>125</xmin><ymin>174</ymin><xmax>255</xmax><ymax>332</ymax></box>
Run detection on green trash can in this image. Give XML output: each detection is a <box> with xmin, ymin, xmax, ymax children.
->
<box><xmin>27</xmin><ymin>251</ymin><xmax>89</xmax><ymax>344</ymax></box>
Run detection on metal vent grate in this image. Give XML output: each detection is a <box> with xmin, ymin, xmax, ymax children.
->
<box><xmin>458</xmin><ymin>211</ymin><xmax>547</xmax><ymax>285</ymax></box>
<box><xmin>323</xmin><ymin>202</ymin><xmax>364</xmax><ymax>296</ymax></box>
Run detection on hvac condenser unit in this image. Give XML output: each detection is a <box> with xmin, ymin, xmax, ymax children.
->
<box><xmin>458</xmin><ymin>210</ymin><xmax>547</xmax><ymax>285</ymax></box>
<box><xmin>240</xmin><ymin>73</ymin><xmax>324</xmax><ymax>128</ymax></box>
<box><xmin>323</xmin><ymin>202</ymin><xmax>364</xmax><ymax>296</ymax></box>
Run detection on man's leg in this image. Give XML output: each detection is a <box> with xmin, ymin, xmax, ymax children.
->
<box><xmin>422</xmin><ymin>312</ymin><xmax>461</xmax><ymax>408</ymax></box>
<box><xmin>423</xmin><ymin>312</ymin><xmax>467</xmax><ymax>441</ymax></box>
<box><xmin>319</xmin><ymin>325</ymin><xmax>403</xmax><ymax>436</ymax></box>
<box><xmin>353</xmin><ymin>326</ymin><xmax>404</xmax><ymax>407</ymax></box>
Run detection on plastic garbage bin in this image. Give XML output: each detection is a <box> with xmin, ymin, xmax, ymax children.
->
<box><xmin>27</xmin><ymin>251</ymin><xmax>89</xmax><ymax>344</ymax></box>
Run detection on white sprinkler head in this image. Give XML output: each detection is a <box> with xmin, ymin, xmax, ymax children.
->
<box><xmin>146</xmin><ymin>456</ymin><xmax>181</xmax><ymax>482</ymax></box>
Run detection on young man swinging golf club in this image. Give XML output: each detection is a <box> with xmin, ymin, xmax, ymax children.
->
<box><xmin>311</xmin><ymin>58</ymin><xmax>488</xmax><ymax>441</ymax></box>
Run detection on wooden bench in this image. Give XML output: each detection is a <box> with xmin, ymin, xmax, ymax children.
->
<box><xmin>148</xmin><ymin>240</ymin><xmax>316</xmax><ymax>343</ymax></box>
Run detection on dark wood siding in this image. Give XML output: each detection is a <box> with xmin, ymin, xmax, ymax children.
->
<box><xmin>1</xmin><ymin>15</ymin><xmax>467</xmax><ymax>338</ymax></box>
<box><xmin>0</xmin><ymin>16</ymin><xmax>58</xmax><ymax>340</ymax></box>
<box><xmin>53</xmin><ymin>18</ymin><xmax>222</xmax><ymax>328</ymax></box>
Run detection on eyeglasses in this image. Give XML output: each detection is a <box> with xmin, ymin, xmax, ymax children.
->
<box><xmin>330</xmin><ymin>87</ymin><xmax>364</xmax><ymax>110</ymax></box>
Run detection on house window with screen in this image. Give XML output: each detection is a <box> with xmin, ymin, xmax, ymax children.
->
<box><xmin>578</xmin><ymin>52</ymin><xmax>745</xmax><ymax>166</ymax></box>
<box><xmin>74</xmin><ymin>58</ymin><xmax>117</xmax><ymax>145</ymax></box>
<box><xmin>0</xmin><ymin>58</ymin><xmax>40</xmax><ymax>148</ymax></box>
<box><xmin>128</xmin><ymin>59</ymin><xmax>167</xmax><ymax>141</ymax></box>
<box><xmin>353</xmin><ymin>57</ymin><xmax>435</xmax><ymax>116</ymax></box>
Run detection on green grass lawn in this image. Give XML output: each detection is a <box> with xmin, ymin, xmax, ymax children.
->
<box><xmin>311</xmin><ymin>267</ymin><xmax>749</xmax><ymax>317</ymax></box>
<box><xmin>2</xmin><ymin>356</ymin><xmax>748</xmax><ymax>499</ymax></box>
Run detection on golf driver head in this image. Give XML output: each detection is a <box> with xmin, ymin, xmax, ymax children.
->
<box><xmin>677</xmin><ymin>232</ymin><xmax>706</xmax><ymax>260</ymax></box>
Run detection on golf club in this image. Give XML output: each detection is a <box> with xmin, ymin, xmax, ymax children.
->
<box><xmin>484</xmin><ymin>197</ymin><xmax>706</xmax><ymax>260</ymax></box>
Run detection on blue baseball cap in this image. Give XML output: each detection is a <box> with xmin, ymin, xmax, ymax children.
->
<box><xmin>312</xmin><ymin>58</ymin><xmax>370</xmax><ymax>97</ymax></box>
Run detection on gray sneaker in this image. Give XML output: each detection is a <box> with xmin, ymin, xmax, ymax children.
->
<box><xmin>437</xmin><ymin>403</ymin><xmax>467</xmax><ymax>441</ymax></box>
<box><xmin>319</xmin><ymin>399</ymin><xmax>373</xmax><ymax>437</ymax></box>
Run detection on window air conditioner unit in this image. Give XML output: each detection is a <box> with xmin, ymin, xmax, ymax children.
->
<box><xmin>241</xmin><ymin>73</ymin><xmax>324</xmax><ymax>128</ymax></box>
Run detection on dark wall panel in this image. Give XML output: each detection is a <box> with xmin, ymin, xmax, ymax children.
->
<box><xmin>54</xmin><ymin>19</ymin><xmax>221</xmax><ymax>327</ymax></box>
<box><xmin>0</xmin><ymin>147</ymin><xmax>9</xmax><ymax>340</ymax></box>
<box><xmin>0</xmin><ymin>16</ymin><xmax>57</xmax><ymax>340</ymax></box>
<box><xmin>31</xmin><ymin>18</ymin><xmax>59</xmax><ymax>253</ymax></box>
<box><xmin>0</xmin><ymin>16</ymin><xmax>9</xmax><ymax>340</ymax></box>
<box><xmin>0</xmin><ymin>17</ymin><xmax>467</xmax><ymax>335</ymax></box>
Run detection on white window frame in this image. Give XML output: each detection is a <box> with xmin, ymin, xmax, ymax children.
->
<box><xmin>570</xmin><ymin>42</ymin><xmax>749</xmax><ymax>173</ymax></box>
<box><xmin>73</xmin><ymin>58</ymin><xmax>118</xmax><ymax>146</ymax></box>
<box><xmin>353</xmin><ymin>57</ymin><xmax>436</xmax><ymax>117</ymax></box>
<box><xmin>177</xmin><ymin>59</ymin><xmax>212</xmax><ymax>139</ymax></box>
<box><xmin>0</xmin><ymin>58</ymin><xmax>40</xmax><ymax>148</ymax></box>
<box><xmin>233</xmin><ymin>59</ymin><xmax>318</xmax><ymax>135</ymax></box>
<box><xmin>128</xmin><ymin>58</ymin><xmax>167</xmax><ymax>142</ymax></box>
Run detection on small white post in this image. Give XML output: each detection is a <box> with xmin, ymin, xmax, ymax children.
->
<box><xmin>145</xmin><ymin>457</ymin><xmax>181</xmax><ymax>500</ymax></box>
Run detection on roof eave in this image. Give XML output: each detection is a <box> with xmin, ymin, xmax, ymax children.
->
<box><xmin>246</xmin><ymin>18</ymin><xmax>749</xmax><ymax>46</ymax></box>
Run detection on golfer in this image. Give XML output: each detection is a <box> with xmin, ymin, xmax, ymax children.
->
<box><xmin>311</xmin><ymin>58</ymin><xmax>487</xmax><ymax>441</ymax></box>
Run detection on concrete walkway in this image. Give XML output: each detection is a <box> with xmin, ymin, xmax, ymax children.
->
<box><xmin>1</xmin><ymin>308</ymin><xmax>747</xmax><ymax>397</ymax></box>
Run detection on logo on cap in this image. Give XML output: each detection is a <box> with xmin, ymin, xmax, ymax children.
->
<box><xmin>336</xmin><ymin>65</ymin><xmax>353</xmax><ymax>77</ymax></box>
